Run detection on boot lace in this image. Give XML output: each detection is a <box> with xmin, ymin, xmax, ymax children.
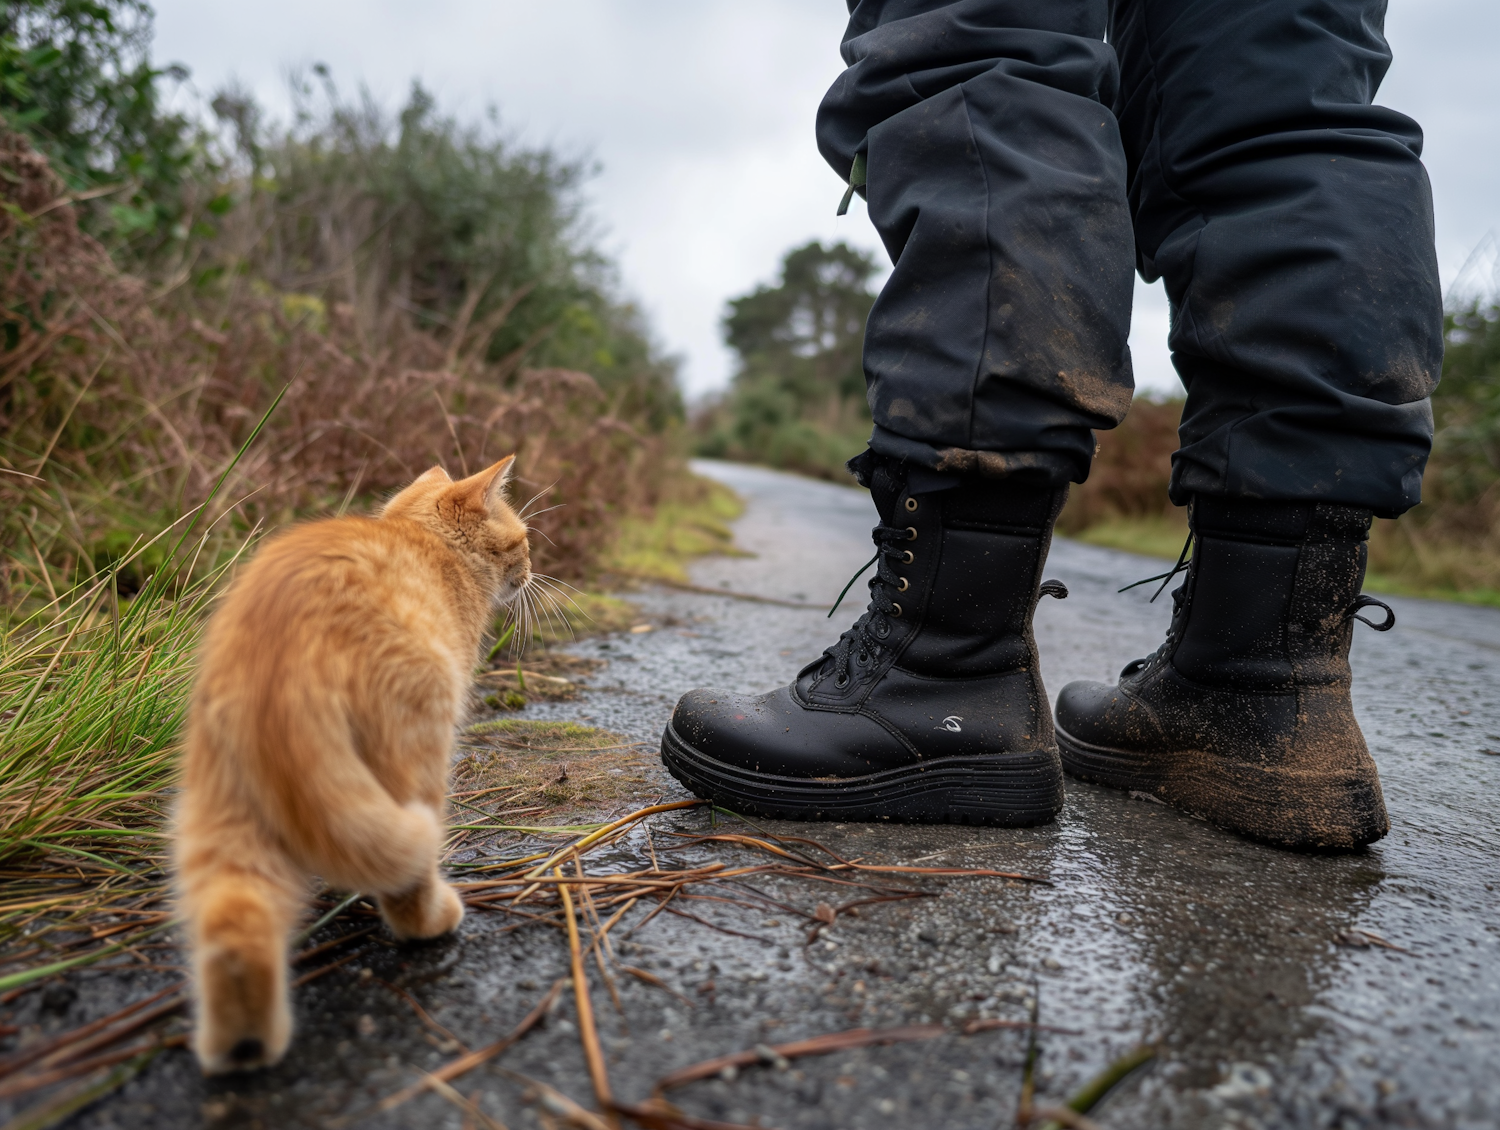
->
<box><xmin>818</xmin><ymin>521</ymin><xmax>914</xmax><ymax>688</ymax></box>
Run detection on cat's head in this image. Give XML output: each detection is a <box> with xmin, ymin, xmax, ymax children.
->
<box><xmin>380</xmin><ymin>456</ymin><xmax>531</xmax><ymax>604</ymax></box>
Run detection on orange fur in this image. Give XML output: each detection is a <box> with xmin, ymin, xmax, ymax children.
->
<box><xmin>174</xmin><ymin>456</ymin><xmax>529</xmax><ymax>1073</ymax></box>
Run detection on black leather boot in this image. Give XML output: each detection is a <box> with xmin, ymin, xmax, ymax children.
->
<box><xmin>661</xmin><ymin>454</ymin><xmax>1069</xmax><ymax>826</ymax></box>
<box><xmin>1055</xmin><ymin>497</ymin><xmax>1396</xmax><ymax>850</ymax></box>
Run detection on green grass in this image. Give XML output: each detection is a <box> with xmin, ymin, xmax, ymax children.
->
<box><xmin>0</xmin><ymin>549</ymin><xmax>233</xmax><ymax>866</ymax></box>
<box><xmin>600</xmin><ymin>473</ymin><xmax>745</xmax><ymax>584</ymax></box>
<box><xmin>1064</xmin><ymin>515</ymin><xmax>1189</xmax><ymax>561</ymax></box>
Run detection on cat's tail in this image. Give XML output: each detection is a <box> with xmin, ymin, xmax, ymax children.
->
<box><xmin>177</xmin><ymin>808</ymin><xmax>302</xmax><ymax>1074</ymax></box>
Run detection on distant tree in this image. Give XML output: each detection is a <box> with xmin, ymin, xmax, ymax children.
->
<box><xmin>724</xmin><ymin>240</ymin><xmax>877</xmax><ymax>412</ymax></box>
<box><xmin>1430</xmin><ymin>303</ymin><xmax>1500</xmax><ymax>503</ymax></box>
<box><xmin>697</xmin><ymin>241</ymin><xmax>879</xmax><ymax>479</ymax></box>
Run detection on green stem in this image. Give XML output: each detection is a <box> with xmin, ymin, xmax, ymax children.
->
<box><xmin>1037</xmin><ymin>1044</ymin><xmax>1158</xmax><ymax>1129</ymax></box>
<box><xmin>293</xmin><ymin>891</ymin><xmax>364</xmax><ymax>948</ymax></box>
<box><xmin>5</xmin><ymin>1047</ymin><xmax>162</xmax><ymax>1130</ymax></box>
<box><xmin>486</xmin><ymin>621</ymin><xmax>517</xmax><ymax>662</ymax></box>
<box><xmin>0</xmin><ymin>919</ymin><xmax>176</xmax><ymax>993</ymax></box>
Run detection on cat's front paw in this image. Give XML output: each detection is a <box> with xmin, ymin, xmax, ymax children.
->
<box><xmin>379</xmin><ymin>875</ymin><xmax>464</xmax><ymax>941</ymax></box>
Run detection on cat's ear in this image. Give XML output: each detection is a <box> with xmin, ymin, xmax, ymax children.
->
<box><xmin>459</xmin><ymin>455</ymin><xmax>516</xmax><ymax>514</ymax></box>
<box><xmin>381</xmin><ymin>465</ymin><xmax>452</xmax><ymax>516</ymax></box>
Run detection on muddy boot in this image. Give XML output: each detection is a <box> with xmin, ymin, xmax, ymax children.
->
<box><xmin>1054</xmin><ymin>497</ymin><xmax>1396</xmax><ymax>849</ymax></box>
<box><xmin>661</xmin><ymin>454</ymin><xmax>1069</xmax><ymax>826</ymax></box>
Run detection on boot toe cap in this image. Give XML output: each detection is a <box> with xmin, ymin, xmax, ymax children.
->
<box><xmin>1054</xmin><ymin>678</ymin><xmax>1159</xmax><ymax>748</ymax></box>
<box><xmin>669</xmin><ymin>685</ymin><xmax>907</xmax><ymax>778</ymax></box>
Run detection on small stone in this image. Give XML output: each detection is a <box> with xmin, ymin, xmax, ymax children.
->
<box><xmin>40</xmin><ymin>983</ymin><xmax>76</xmax><ymax>1013</ymax></box>
<box><xmin>1042</xmin><ymin>957</ymin><xmax>1062</xmax><ymax>971</ymax></box>
<box><xmin>720</xmin><ymin>1064</ymin><xmax>739</xmax><ymax>1082</ymax></box>
<box><xmin>357</xmin><ymin>1014</ymin><xmax>377</xmax><ymax>1037</ymax></box>
<box><xmin>877</xmin><ymin>1098</ymin><xmax>896</xmax><ymax>1114</ymax></box>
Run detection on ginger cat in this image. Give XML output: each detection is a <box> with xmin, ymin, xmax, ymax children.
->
<box><xmin>175</xmin><ymin>457</ymin><xmax>529</xmax><ymax>1074</ymax></box>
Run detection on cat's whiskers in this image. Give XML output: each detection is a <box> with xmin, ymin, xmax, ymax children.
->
<box><xmin>515</xmin><ymin>482</ymin><xmax>560</xmax><ymax>522</ymax></box>
<box><xmin>528</xmin><ymin>579</ymin><xmax>585</xmax><ymax>632</ymax></box>
<box><xmin>522</xmin><ymin>577</ymin><xmax>569</xmax><ymax>639</ymax></box>
<box><xmin>518</xmin><ymin>502</ymin><xmax>566</xmax><ymax>523</ymax></box>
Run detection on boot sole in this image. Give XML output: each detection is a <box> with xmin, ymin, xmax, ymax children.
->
<box><xmin>1055</xmin><ymin>722</ymin><xmax>1387</xmax><ymax>850</ymax></box>
<box><xmin>660</xmin><ymin>722</ymin><xmax>1064</xmax><ymax>827</ymax></box>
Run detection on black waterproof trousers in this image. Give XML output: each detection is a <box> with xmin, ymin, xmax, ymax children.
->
<box><xmin>818</xmin><ymin>0</ymin><xmax>1442</xmax><ymax>516</ymax></box>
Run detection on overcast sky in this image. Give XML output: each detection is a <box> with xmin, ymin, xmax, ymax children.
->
<box><xmin>154</xmin><ymin>1</ymin><xmax>1500</xmax><ymax>400</ymax></box>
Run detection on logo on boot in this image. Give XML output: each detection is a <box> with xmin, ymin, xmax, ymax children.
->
<box><xmin>937</xmin><ymin>716</ymin><xmax>963</xmax><ymax>732</ymax></box>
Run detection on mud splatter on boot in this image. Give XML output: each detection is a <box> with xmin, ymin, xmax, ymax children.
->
<box><xmin>1055</xmin><ymin>497</ymin><xmax>1395</xmax><ymax>850</ymax></box>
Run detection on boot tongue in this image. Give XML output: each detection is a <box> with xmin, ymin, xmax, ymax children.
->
<box><xmin>863</xmin><ymin>456</ymin><xmax>907</xmax><ymax>521</ymax></box>
<box><xmin>848</xmin><ymin>451</ymin><xmax>961</xmax><ymax>522</ymax></box>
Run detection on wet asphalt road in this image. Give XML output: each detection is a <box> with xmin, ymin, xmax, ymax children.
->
<box><xmin>16</xmin><ymin>460</ymin><xmax>1500</xmax><ymax>1130</ymax></box>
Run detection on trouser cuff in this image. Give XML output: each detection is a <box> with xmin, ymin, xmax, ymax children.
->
<box><xmin>864</xmin><ymin>425</ymin><xmax>1080</xmax><ymax>486</ymax></box>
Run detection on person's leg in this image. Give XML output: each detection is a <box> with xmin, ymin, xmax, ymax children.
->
<box><xmin>661</xmin><ymin>0</ymin><xmax>1134</xmax><ymax>826</ymax></box>
<box><xmin>1055</xmin><ymin>0</ymin><xmax>1441</xmax><ymax>849</ymax></box>
<box><xmin>817</xmin><ymin>0</ymin><xmax>1136</xmax><ymax>479</ymax></box>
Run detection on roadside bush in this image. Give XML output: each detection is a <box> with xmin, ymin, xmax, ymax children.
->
<box><xmin>1058</xmin><ymin>395</ymin><xmax>1182</xmax><ymax>533</ymax></box>
<box><xmin>0</xmin><ymin>122</ymin><xmax>676</xmax><ymax>603</ymax></box>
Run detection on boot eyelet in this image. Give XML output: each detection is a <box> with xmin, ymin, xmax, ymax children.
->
<box><xmin>904</xmin><ymin>497</ymin><xmax>918</xmax><ymax>512</ymax></box>
<box><xmin>856</xmin><ymin>650</ymin><xmax>870</xmax><ymax>666</ymax></box>
<box><xmin>902</xmin><ymin>550</ymin><xmax>914</xmax><ymax>564</ymax></box>
<box><xmin>834</xmin><ymin>673</ymin><xmax>850</xmax><ymax>689</ymax></box>
<box><xmin>890</xmin><ymin>602</ymin><xmax>903</xmax><ymax>618</ymax></box>
<box><xmin>897</xmin><ymin>577</ymin><xmax>909</xmax><ymax>592</ymax></box>
<box><xmin>905</xmin><ymin>527</ymin><xmax>918</xmax><ymax>541</ymax></box>
<box><xmin>874</xmin><ymin>620</ymin><xmax>890</xmax><ymax>639</ymax></box>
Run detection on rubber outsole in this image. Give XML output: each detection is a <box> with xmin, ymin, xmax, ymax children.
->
<box><xmin>1055</xmin><ymin>723</ymin><xmax>1164</xmax><ymax>792</ymax></box>
<box><xmin>660</xmin><ymin>722</ymin><xmax>1065</xmax><ymax>827</ymax></box>
<box><xmin>1055</xmin><ymin>721</ymin><xmax>1387</xmax><ymax>850</ymax></box>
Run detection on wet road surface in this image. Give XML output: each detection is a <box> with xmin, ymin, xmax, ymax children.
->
<box><xmin>16</xmin><ymin>460</ymin><xmax>1500</xmax><ymax>1130</ymax></box>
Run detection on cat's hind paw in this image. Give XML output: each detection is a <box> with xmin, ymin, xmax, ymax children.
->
<box><xmin>379</xmin><ymin>875</ymin><xmax>464</xmax><ymax>941</ymax></box>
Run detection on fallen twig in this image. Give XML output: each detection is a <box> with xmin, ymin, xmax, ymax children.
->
<box><xmin>0</xmin><ymin>982</ymin><xmax>180</xmax><ymax>1080</ymax></box>
<box><xmin>1335</xmin><ymin>929</ymin><xmax>1415</xmax><ymax>955</ymax></box>
<box><xmin>611</xmin><ymin>1096</ymin><xmax>766</xmax><ymax>1130</ymax></box>
<box><xmin>963</xmin><ymin>1018</ymin><xmax>1083</xmax><ymax>1036</ymax></box>
<box><xmin>375</xmin><ymin>978</ymin><xmax>566</xmax><ymax>1115</ymax></box>
<box><xmin>374</xmin><ymin>978</ymin><xmax>469</xmax><ymax>1052</ymax></box>
<box><xmin>558</xmin><ymin>864</ymin><xmax>619</xmax><ymax>1128</ymax></box>
<box><xmin>0</xmin><ymin>1046</ymin><xmax>162</xmax><ymax>1130</ymax></box>
<box><xmin>494</xmin><ymin>1068</ymin><xmax>613</xmax><ymax>1130</ymax></box>
<box><xmin>618</xmin><ymin>965</ymin><xmax>694</xmax><ymax>1007</ymax></box>
<box><xmin>653</xmin><ymin>1024</ymin><xmax>948</xmax><ymax>1094</ymax></box>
